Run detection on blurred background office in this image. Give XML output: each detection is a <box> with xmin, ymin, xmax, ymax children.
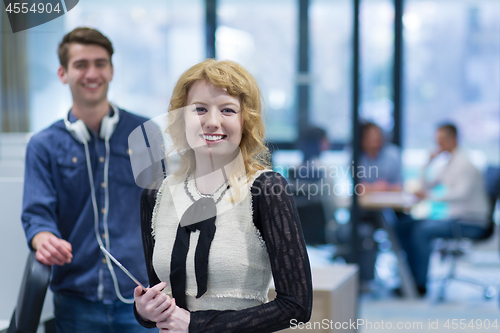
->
<box><xmin>1</xmin><ymin>0</ymin><xmax>500</xmax><ymax>331</ymax></box>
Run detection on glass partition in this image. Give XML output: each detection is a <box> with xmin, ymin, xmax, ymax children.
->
<box><xmin>218</xmin><ymin>0</ymin><xmax>297</xmax><ymax>142</ymax></box>
<box><xmin>27</xmin><ymin>0</ymin><xmax>204</xmax><ymax>132</ymax></box>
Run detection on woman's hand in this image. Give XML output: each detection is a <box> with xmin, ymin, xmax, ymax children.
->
<box><xmin>134</xmin><ymin>282</ymin><xmax>175</xmax><ymax>322</ymax></box>
<box><xmin>157</xmin><ymin>300</ymin><xmax>190</xmax><ymax>333</ymax></box>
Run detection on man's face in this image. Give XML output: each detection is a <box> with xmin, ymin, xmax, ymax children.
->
<box><xmin>58</xmin><ymin>43</ymin><xmax>113</xmax><ymax>107</ymax></box>
<box><xmin>362</xmin><ymin>127</ymin><xmax>384</xmax><ymax>155</ymax></box>
<box><xmin>436</xmin><ymin>129</ymin><xmax>457</xmax><ymax>152</ymax></box>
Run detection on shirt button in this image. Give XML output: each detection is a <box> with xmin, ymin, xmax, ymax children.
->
<box><xmin>101</xmin><ymin>182</ymin><xmax>106</xmax><ymax>188</ymax></box>
<box><xmin>101</xmin><ymin>208</ymin><xmax>106</xmax><ymax>214</ymax></box>
<box><xmin>127</xmin><ymin>149</ymin><xmax>132</xmax><ymax>155</ymax></box>
<box><xmin>99</xmin><ymin>157</ymin><xmax>105</xmax><ymax>163</ymax></box>
<box><xmin>102</xmin><ymin>233</ymin><xmax>106</xmax><ymax>239</ymax></box>
<box><xmin>102</xmin><ymin>258</ymin><xmax>107</xmax><ymax>264</ymax></box>
<box><xmin>72</xmin><ymin>157</ymin><xmax>78</xmax><ymax>163</ymax></box>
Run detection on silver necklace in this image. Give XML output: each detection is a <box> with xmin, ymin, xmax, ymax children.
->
<box><xmin>184</xmin><ymin>174</ymin><xmax>230</xmax><ymax>204</ymax></box>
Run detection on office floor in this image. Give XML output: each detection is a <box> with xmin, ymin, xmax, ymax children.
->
<box><xmin>359</xmin><ymin>228</ymin><xmax>500</xmax><ymax>333</ymax></box>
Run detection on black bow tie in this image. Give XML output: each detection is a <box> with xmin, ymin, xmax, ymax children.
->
<box><xmin>170</xmin><ymin>197</ymin><xmax>217</xmax><ymax>310</ymax></box>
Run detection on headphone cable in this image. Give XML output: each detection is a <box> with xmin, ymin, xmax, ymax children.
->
<box><xmin>84</xmin><ymin>139</ymin><xmax>134</xmax><ymax>304</ymax></box>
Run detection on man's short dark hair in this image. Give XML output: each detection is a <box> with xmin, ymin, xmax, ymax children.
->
<box><xmin>297</xmin><ymin>125</ymin><xmax>327</xmax><ymax>161</ymax></box>
<box><xmin>299</xmin><ymin>125</ymin><xmax>327</xmax><ymax>143</ymax></box>
<box><xmin>58</xmin><ymin>27</ymin><xmax>114</xmax><ymax>69</ymax></box>
<box><xmin>438</xmin><ymin>123</ymin><xmax>458</xmax><ymax>138</ymax></box>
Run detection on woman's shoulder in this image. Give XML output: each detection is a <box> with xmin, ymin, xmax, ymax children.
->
<box><xmin>140</xmin><ymin>174</ymin><xmax>182</xmax><ymax>202</ymax></box>
<box><xmin>250</xmin><ymin>170</ymin><xmax>289</xmax><ymax>192</ymax></box>
<box><xmin>253</xmin><ymin>169</ymin><xmax>286</xmax><ymax>180</ymax></box>
<box><xmin>141</xmin><ymin>186</ymin><xmax>159</xmax><ymax>206</ymax></box>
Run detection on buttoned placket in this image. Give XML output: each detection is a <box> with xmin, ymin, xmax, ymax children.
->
<box><xmin>92</xmin><ymin>133</ymin><xmax>109</xmax><ymax>301</ymax></box>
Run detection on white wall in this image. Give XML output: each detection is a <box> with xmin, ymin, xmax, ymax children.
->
<box><xmin>0</xmin><ymin>134</ymin><xmax>53</xmax><ymax>328</ymax></box>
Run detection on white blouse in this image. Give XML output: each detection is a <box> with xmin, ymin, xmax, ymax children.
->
<box><xmin>151</xmin><ymin>171</ymin><xmax>272</xmax><ymax>311</ymax></box>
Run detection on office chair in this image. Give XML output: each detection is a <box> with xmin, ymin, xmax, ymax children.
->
<box><xmin>288</xmin><ymin>167</ymin><xmax>328</xmax><ymax>245</ymax></box>
<box><xmin>436</xmin><ymin>167</ymin><xmax>499</xmax><ymax>301</ymax></box>
<box><xmin>6</xmin><ymin>251</ymin><xmax>51</xmax><ymax>333</ymax></box>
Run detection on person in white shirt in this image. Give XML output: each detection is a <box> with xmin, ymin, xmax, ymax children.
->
<box><xmin>396</xmin><ymin>123</ymin><xmax>490</xmax><ymax>296</ymax></box>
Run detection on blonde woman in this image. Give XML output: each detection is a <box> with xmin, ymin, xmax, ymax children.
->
<box><xmin>134</xmin><ymin>59</ymin><xmax>312</xmax><ymax>332</ymax></box>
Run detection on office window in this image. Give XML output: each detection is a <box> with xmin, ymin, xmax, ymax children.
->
<box><xmin>217</xmin><ymin>0</ymin><xmax>297</xmax><ymax>142</ymax></box>
<box><xmin>404</xmin><ymin>0</ymin><xmax>500</xmax><ymax>165</ymax></box>
<box><xmin>28</xmin><ymin>0</ymin><xmax>204</xmax><ymax>132</ymax></box>
<box><xmin>310</xmin><ymin>0</ymin><xmax>352</xmax><ymax>144</ymax></box>
<box><xmin>359</xmin><ymin>0</ymin><xmax>394</xmax><ymax>134</ymax></box>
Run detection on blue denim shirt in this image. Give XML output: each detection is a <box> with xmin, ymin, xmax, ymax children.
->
<box><xmin>359</xmin><ymin>143</ymin><xmax>402</xmax><ymax>185</ymax></box>
<box><xmin>22</xmin><ymin>108</ymin><xmax>150</xmax><ymax>303</ymax></box>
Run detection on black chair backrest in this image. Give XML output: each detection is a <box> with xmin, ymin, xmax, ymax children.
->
<box><xmin>295</xmin><ymin>201</ymin><xmax>327</xmax><ymax>245</ymax></box>
<box><xmin>481</xmin><ymin>166</ymin><xmax>500</xmax><ymax>241</ymax></box>
<box><xmin>7</xmin><ymin>251</ymin><xmax>51</xmax><ymax>333</ymax></box>
<box><xmin>480</xmin><ymin>195</ymin><xmax>497</xmax><ymax>240</ymax></box>
<box><xmin>288</xmin><ymin>166</ymin><xmax>328</xmax><ymax>245</ymax></box>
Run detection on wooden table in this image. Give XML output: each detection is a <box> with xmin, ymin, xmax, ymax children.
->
<box><xmin>359</xmin><ymin>191</ymin><xmax>419</xmax><ymax>299</ymax></box>
<box><xmin>269</xmin><ymin>265</ymin><xmax>359</xmax><ymax>332</ymax></box>
<box><xmin>359</xmin><ymin>191</ymin><xmax>417</xmax><ymax>211</ymax></box>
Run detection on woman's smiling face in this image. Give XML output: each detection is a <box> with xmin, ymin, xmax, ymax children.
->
<box><xmin>184</xmin><ymin>80</ymin><xmax>243</xmax><ymax>158</ymax></box>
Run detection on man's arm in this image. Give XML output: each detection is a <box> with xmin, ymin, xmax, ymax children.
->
<box><xmin>418</xmin><ymin>149</ymin><xmax>447</xmax><ymax>192</ymax></box>
<box><xmin>31</xmin><ymin>231</ymin><xmax>72</xmax><ymax>266</ymax></box>
<box><xmin>22</xmin><ymin>137</ymin><xmax>72</xmax><ymax>266</ymax></box>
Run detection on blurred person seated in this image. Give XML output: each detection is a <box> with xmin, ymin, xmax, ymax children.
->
<box><xmin>296</xmin><ymin>125</ymin><xmax>330</xmax><ymax>177</ymax></box>
<box><xmin>359</xmin><ymin>122</ymin><xmax>402</xmax><ymax>192</ymax></box>
<box><xmin>396</xmin><ymin>123</ymin><xmax>490</xmax><ymax>296</ymax></box>
<box><xmin>356</xmin><ymin>122</ymin><xmax>403</xmax><ymax>282</ymax></box>
<box><xmin>287</xmin><ymin>125</ymin><xmax>337</xmax><ymax>245</ymax></box>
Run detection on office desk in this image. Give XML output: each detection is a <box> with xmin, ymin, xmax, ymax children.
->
<box><xmin>359</xmin><ymin>191</ymin><xmax>417</xmax><ymax>211</ymax></box>
<box><xmin>269</xmin><ymin>264</ymin><xmax>359</xmax><ymax>332</ymax></box>
<box><xmin>359</xmin><ymin>191</ymin><xmax>419</xmax><ymax>299</ymax></box>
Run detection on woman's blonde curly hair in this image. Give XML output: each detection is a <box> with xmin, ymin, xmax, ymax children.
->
<box><xmin>166</xmin><ymin>59</ymin><xmax>270</xmax><ymax>183</ymax></box>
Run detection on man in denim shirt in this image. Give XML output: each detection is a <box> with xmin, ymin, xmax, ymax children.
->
<box><xmin>359</xmin><ymin>122</ymin><xmax>402</xmax><ymax>192</ymax></box>
<box><xmin>21</xmin><ymin>27</ymin><xmax>150</xmax><ymax>332</ymax></box>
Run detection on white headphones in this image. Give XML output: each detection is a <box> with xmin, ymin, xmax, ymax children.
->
<box><xmin>62</xmin><ymin>103</ymin><xmax>134</xmax><ymax>303</ymax></box>
<box><xmin>64</xmin><ymin>103</ymin><xmax>120</xmax><ymax>143</ymax></box>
